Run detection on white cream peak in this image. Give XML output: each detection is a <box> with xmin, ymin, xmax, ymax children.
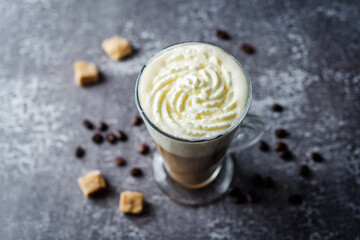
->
<box><xmin>139</xmin><ymin>43</ymin><xmax>249</xmax><ymax>139</ymax></box>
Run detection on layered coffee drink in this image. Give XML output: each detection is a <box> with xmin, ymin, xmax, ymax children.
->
<box><xmin>137</xmin><ymin>42</ymin><xmax>249</xmax><ymax>188</ymax></box>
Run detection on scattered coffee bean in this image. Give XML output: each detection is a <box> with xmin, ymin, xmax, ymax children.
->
<box><xmin>92</xmin><ymin>132</ymin><xmax>104</xmax><ymax>144</ymax></box>
<box><xmin>300</xmin><ymin>165</ymin><xmax>310</xmax><ymax>177</ymax></box>
<box><xmin>138</xmin><ymin>144</ymin><xmax>149</xmax><ymax>155</ymax></box>
<box><xmin>275</xmin><ymin>142</ymin><xmax>288</xmax><ymax>152</ymax></box>
<box><xmin>132</xmin><ymin>116</ymin><xmax>142</xmax><ymax>126</ymax></box>
<box><xmin>259</xmin><ymin>141</ymin><xmax>269</xmax><ymax>151</ymax></box>
<box><xmin>263</xmin><ymin>176</ymin><xmax>274</xmax><ymax>188</ymax></box>
<box><xmin>130</xmin><ymin>168</ymin><xmax>143</xmax><ymax>177</ymax></box>
<box><xmin>288</xmin><ymin>194</ymin><xmax>302</xmax><ymax>205</ymax></box>
<box><xmin>246</xmin><ymin>191</ymin><xmax>259</xmax><ymax>203</ymax></box>
<box><xmin>311</xmin><ymin>152</ymin><xmax>324</xmax><ymax>162</ymax></box>
<box><xmin>241</xmin><ymin>43</ymin><xmax>255</xmax><ymax>54</ymax></box>
<box><xmin>98</xmin><ymin>122</ymin><xmax>108</xmax><ymax>131</ymax></box>
<box><xmin>83</xmin><ymin>119</ymin><xmax>94</xmax><ymax>130</ymax></box>
<box><xmin>228</xmin><ymin>186</ymin><xmax>241</xmax><ymax>197</ymax></box>
<box><xmin>275</xmin><ymin>128</ymin><xmax>289</xmax><ymax>138</ymax></box>
<box><xmin>252</xmin><ymin>173</ymin><xmax>263</xmax><ymax>187</ymax></box>
<box><xmin>114</xmin><ymin>157</ymin><xmax>126</xmax><ymax>166</ymax></box>
<box><xmin>75</xmin><ymin>147</ymin><xmax>85</xmax><ymax>158</ymax></box>
<box><xmin>106</xmin><ymin>133</ymin><xmax>117</xmax><ymax>144</ymax></box>
<box><xmin>216</xmin><ymin>29</ymin><xmax>231</xmax><ymax>40</ymax></box>
<box><xmin>115</xmin><ymin>130</ymin><xmax>127</xmax><ymax>141</ymax></box>
<box><xmin>272</xmin><ymin>104</ymin><xmax>283</xmax><ymax>112</ymax></box>
<box><xmin>279</xmin><ymin>150</ymin><xmax>292</xmax><ymax>160</ymax></box>
<box><xmin>234</xmin><ymin>193</ymin><xmax>246</xmax><ymax>204</ymax></box>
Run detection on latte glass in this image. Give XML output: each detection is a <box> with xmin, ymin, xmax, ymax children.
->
<box><xmin>135</xmin><ymin>42</ymin><xmax>264</xmax><ymax>205</ymax></box>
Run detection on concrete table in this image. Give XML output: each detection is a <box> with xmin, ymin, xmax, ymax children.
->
<box><xmin>1</xmin><ymin>0</ymin><xmax>359</xmax><ymax>239</ymax></box>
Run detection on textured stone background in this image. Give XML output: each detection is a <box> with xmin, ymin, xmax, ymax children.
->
<box><xmin>1</xmin><ymin>0</ymin><xmax>359</xmax><ymax>239</ymax></box>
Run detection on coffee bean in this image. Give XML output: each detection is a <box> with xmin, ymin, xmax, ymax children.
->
<box><xmin>263</xmin><ymin>176</ymin><xmax>274</xmax><ymax>188</ymax></box>
<box><xmin>115</xmin><ymin>130</ymin><xmax>127</xmax><ymax>141</ymax></box>
<box><xmin>275</xmin><ymin>142</ymin><xmax>288</xmax><ymax>152</ymax></box>
<box><xmin>272</xmin><ymin>104</ymin><xmax>283</xmax><ymax>112</ymax></box>
<box><xmin>92</xmin><ymin>132</ymin><xmax>104</xmax><ymax>144</ymax></box>
<box><xmin>288</xmin><ymin>194</ymin><xmax>302</xmax><ymax>205</ymax></box>
<box><xmin>241</xmin><ymin>43</ymin><xmax>255</xmax><ymax>54</ymax></box>
<box><xmin>275</xmin><ymin>129</ymin><xmax>289</xmax><ymax>138</ymax></box>
<box><xmin>234</xmin><ymin>194</ymin><xmax>246</xmax><ymax>204</ymax></box>
<box><xmin>259</xmin><ymin>141</ymin><xmax>269</xmax><ymax>151</ymax></box>
<box><xmin>75</xmin><ymin>147</ymin><xmax>85</xmax><ymax>158</ymax></box>
<box><xmin>83</xmin><ymin>119</ymin><xmax>94</xmax><ymax>130</ymax></box>
<box><xmin>216</xmin><ymin>29</ymin><xmax>231</xmax><ymax>40</ymax></box>
<box><xmin>132</xmin><ymin>116</ymin><xmax>142</xmax><ymax>126</ymax></box>
<box><xmin>130</xmin><ymin>168</ymin><xmax>143</xmax><ymax>177</ymax></box>
<box><xmin>114</xmin><ymin>157</ymin><xmax>126</xmax><ymax>166</ymax></box>
<box><xmin>246</xmin><ymin>191</ymin><xmax>259</xmax><ymax>203</ymax></box>
<box><xmin>311</xmin><ymin>152</ymin><xmax>324</xmax><ymax>162</ymax></box>
<box><xmin>138</xmin><ymin>144</ymin><xmax>149</xmax><ymax>155</ymax></box>
<box><xmin>98</xmin><ymin>122</ymin><xmax>108</xmax><ymax>131</ymax></box>
<box><xmin>300</xmin><ymin>165</ymin><xmax>310</xmax><ymax>177</ymax></box>
<box><xmin>106</xmin><ymin>133</ymin><xmax>117</xmax><ymax>144</ymax></box>
<box><xmin>228</xmin><ymin>186</ymin><xmax>241</xmax><ymax>197</ymax></box>
<box><xmin>279</xmin><ymin>150</ymin><xmax>292</xmax><ymax>160</ymax></box>
<box><xmin>252</xmin><ymin>173</ymin><xmax>263</xmax><ymax>187</ymax></box>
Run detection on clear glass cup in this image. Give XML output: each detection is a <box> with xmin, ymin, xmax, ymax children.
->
<box><xmin>135</xmin><ymin>42</ymin><xmax>264</xmax><ymax>205</ymax></box>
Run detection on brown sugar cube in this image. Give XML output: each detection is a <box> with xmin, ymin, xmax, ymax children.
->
<box><xmin>102</xmin><ymin>36</ymin><xmax>132</xmax><ymax>60</ymax></box>
<box><xmin>74</xmin><ymin>61</ymin><xmax>99</xmax><ymax>86</ymax></box>
<box><xmin>119</xmin><ymin>191</ymin><xmax>144</xmax><ymax>214</ymax></box>
<box><xmin>77</xmin><ymin>170</ymin><xmax>106</xmax><ymax>197</ymax></box>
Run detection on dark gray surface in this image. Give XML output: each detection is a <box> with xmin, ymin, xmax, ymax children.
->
<box><xmin>1</xmin><ymin>0</ymin><xmax>360</xmax><ymax>239</ymax></box>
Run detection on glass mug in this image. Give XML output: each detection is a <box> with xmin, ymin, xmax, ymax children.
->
<box><xmin>135</xmin><ymin>42</ymin><xmax>264</xmax><ymax>205</ymax></box>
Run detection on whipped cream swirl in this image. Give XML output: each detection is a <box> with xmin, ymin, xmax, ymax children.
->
<box><xmin>139</xmin><ymin>43</ymin><xmax>248</xmax><ymax>139</ymax></box>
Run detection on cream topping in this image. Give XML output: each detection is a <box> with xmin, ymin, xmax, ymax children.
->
<box><xmin>139</xmin><ymin>43</ymin><xmax>249</xmax><ymax>139</ymax></box>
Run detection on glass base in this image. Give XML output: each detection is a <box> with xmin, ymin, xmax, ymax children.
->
<box><xmin>152</xmin><ymin>152</ymin><xmax>234</xmax><ymax>206</ymax></box>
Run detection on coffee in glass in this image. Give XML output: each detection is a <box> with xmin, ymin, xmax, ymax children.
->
<box><xmin>135</xmin><ymin>42</ymin><xmax>263</xmax><ymax>205</ymax></box>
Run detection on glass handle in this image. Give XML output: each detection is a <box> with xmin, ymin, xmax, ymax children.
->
<box><xmin>227</xmin><ymin>114</ymin><xmax>264</xmax><ymax>154</ymax></box>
